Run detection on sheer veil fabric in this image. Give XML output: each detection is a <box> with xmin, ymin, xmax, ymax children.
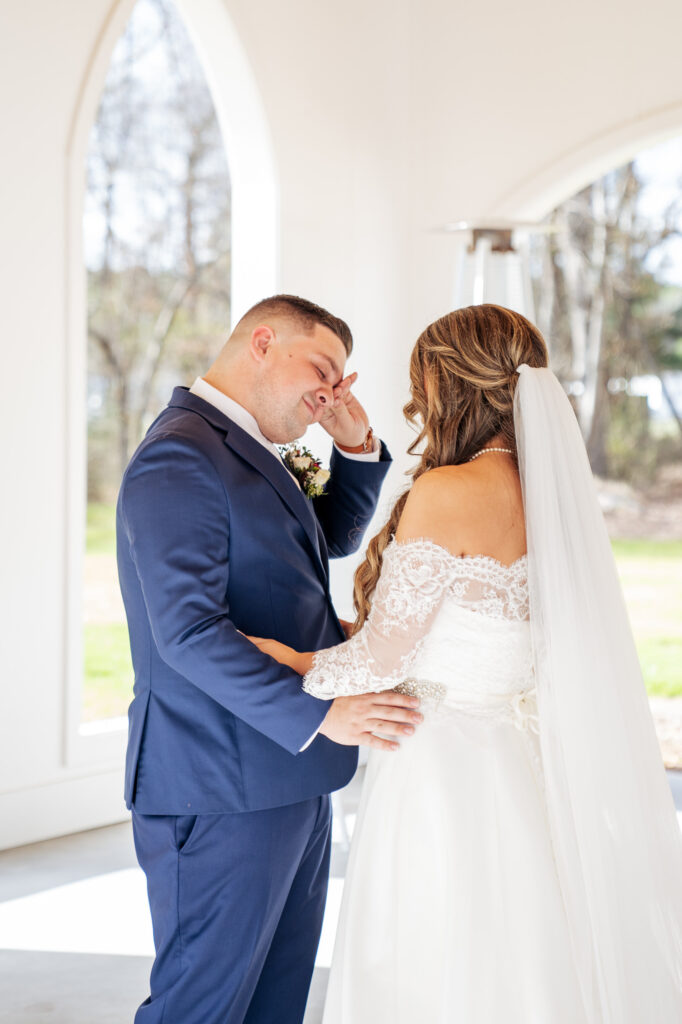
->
<box><xmin>514</xmin><ymin>365</ymin><xmax>682</xmax><ymax>1021</ymax></box>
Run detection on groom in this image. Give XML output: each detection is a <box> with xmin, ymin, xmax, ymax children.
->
<box><xmin>116</xmin><ymin>294</ymin><xmax>422</xmax><ymax>1023</ymax></box>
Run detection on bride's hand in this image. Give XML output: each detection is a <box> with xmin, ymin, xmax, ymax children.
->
<box><xmin>247</xmin><ymin>635</ymin><xmax>312</xmax><ymax>676</ymax></box>
<box><xmin>338</xmin><ymin>618</ymin><xmax>354</xmax><ymax>640</ymax></box>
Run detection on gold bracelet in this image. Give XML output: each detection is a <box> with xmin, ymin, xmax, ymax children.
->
<box><xmin>362</xmin><ymin>427</ymin><xmax>374</xmax><ymax>453</ymax></box>
<box><xmin>338</xmin><ymin>427</ymin><xmax>374</xmax><ymax>454</ymax></box>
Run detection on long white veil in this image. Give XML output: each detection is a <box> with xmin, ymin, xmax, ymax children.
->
<box><xmin>513</xmin><ymin>365</ymin><xmax>682</xmax><ymax>1023</ymax></box>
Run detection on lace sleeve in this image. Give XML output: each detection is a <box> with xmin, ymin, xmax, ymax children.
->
<box><xmin>303</xmin><ymin>540</ymin><xmax>455</xmax><ymax>698</ymax></box>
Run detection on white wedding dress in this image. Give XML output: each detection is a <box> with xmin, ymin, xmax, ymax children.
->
<box><xmin>304</xmin><ymin>538</ymin><xmax>590</xmax><ymax>1023</ymax></box>
<box><xmin>302</xmin><ymin>364</ymin><xmax>682</xmax><ymax>1022</ymax></box>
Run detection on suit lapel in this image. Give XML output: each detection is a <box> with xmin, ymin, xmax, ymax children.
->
<box><xmin>222</xmin><ymin>427</ymin><xmax>326</xmax><ymax>573</ymax></box>
<box><xmin>168</xmin><ymin>388</ymin><xmax>327</xmax><ymax>585</ymax></box>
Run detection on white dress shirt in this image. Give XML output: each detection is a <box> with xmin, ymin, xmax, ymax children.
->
<box><xmin>189</xmin><ymin>377</ymin><xmax>379</xmax><ymax>487</ymax></box>
<box><xmin>189</xmin><ymin>376</ymin><xmax>379</xmax><ymax>750</ymax></box>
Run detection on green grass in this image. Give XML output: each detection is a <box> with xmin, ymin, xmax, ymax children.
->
<box><xmin>83</xmin><ymin>503</ymin><xmax>131</xmax><ymax>721</ymax></box>
<box><xmin>82</xmin><ymin>623</ymin><xmax>133</xmax><ymax>722</ymax></box>
<box><xmin>611</xmin><ymin>538</ymin><xmax>682</xmax><ymax>697</ymax></box>
<box><xmin>611</xmin><ymin>538</ymin><xmax>682</xmax><ymax>560</ymax></box>
<box><xmin>86</xmin><ymin>502</ymin><xmax>117</xmax><ymax>555</ymax></box>
<box><xmin>634</xmin><ymin>637</ymin><xmax>682</xmax><ymax>698</ymax></box>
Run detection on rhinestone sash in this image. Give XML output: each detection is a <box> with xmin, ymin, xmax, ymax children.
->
<box><xmin>394</xmin><ymin>678</ymin><xmax>539</xmax><ymax>734</ymax></box>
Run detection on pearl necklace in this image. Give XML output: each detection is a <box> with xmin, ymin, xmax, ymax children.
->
<box><xmin>468</xmin><ymin>446</ymin><xmax>514</xmax><ymax>461</ymax></box>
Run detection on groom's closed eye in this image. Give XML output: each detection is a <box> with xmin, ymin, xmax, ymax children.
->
<box><xmin>315</xmin><ymin>354</ymin><xmax>343</xmax><ymax>386</ymax></box>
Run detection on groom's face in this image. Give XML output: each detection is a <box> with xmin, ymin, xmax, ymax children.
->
<box><xmin>253</xmin><ymin>322</ymin><xmax>348</xmax><ymax>443</ymax></box>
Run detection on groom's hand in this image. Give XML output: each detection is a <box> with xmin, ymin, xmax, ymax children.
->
<box><xmin>318</xmin><ymin>371</ymin><xmax>370</xmax><ymax>449</ymax></box>
<box><xmin>318</xmin><ymin>691</ymin><xmax>423</xmax><ymax>751</ymax></box>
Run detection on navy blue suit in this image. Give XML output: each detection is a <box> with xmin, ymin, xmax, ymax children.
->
<box><xmin>116</xmin><ymin>387</ymin><xmax>391</xmax><ymax>1022</ymax></box>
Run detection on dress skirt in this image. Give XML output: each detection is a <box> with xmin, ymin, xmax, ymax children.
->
<box><xmin>322</xmin><ymin>702</ymin><xmax>589</xmax><ymax>1023</ymax></box>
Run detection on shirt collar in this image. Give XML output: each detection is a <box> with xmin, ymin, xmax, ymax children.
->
<box><xmin>189</xmin><ymin>377</ymin><xmax>278</xmax><ymax>455</ymax></box>
<box><xmin>188</xmin><ymin>377</ymin><xmax>303</xmax><ymax>489</ymax></box>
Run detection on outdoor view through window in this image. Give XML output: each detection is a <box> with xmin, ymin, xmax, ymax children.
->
<box><xmin>82</xmin><ymin>0</ymin><xmax>231</xmax><ymax>724</ymax></box>
<box><xmin>528</xmin><ymin>141</ymin><xmax>682</xmax><ymax>768</ymax></box>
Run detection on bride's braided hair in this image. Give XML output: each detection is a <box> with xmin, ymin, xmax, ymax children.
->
<box><xmin>351</xmin><ymin>304</ymin><xmax>548</xmax><ymax>634</ymax></box>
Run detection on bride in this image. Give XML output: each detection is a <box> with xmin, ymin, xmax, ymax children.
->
<box><xmin>250</xmin><ymin>304</ymin><xmax>682</xmax><ymax>1022</ymax></box>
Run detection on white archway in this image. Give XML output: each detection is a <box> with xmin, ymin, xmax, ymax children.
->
<box><xmin>489</xmin><ymin>102</ymin><xmax>682</xmax><ymax>220</ymax></box>
<box><xmin>173</xmin><ymin>0</ymin><xmax>278</xmax><ymax>320</ymax></box>
<box><xmin>62</xmin><ymin>0</ymin><xmax>278</xmax><ymax>772</ymax></box>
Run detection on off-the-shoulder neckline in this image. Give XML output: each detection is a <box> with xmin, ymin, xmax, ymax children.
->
<box><xmin>389</xmin><ymin>536</ymin><xmax>528</xmax><ymax>572</ymax></box>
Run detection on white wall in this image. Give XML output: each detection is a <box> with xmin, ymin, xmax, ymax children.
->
<box><xmin>2</xmin><ymin>0</ymin><xmax>682</xmax><ymax>848</ymax></box>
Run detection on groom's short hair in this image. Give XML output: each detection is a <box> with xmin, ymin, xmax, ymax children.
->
<box><xmin>236</xmin><ymin>294</ymin><xmax>353</xmax><ymax>356</ymax></box>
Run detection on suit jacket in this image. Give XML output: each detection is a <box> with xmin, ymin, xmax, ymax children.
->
<box><xmin>116</xmin><ymin>387</ymin><xmax>392</xmax><ymax>814</ymax></box>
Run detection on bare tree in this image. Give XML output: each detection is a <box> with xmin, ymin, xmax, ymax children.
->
<box><xmin>533</xmin><ymin>159</ymin><xmax>682</xmax><ymax>481</ymax></box>
<box><xmin>86</xmin><ymin>0</ymin><xmax>231</xmax><ymax>498</ymax></box>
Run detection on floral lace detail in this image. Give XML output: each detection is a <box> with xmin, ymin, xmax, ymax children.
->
<box><xmin>392</xmin><ymin>539</ymin><xmax>529</xmax><ymax>621</ymax></box>
<box><xmin>436</xmin><ymin>551</ymin><xmax>530</xmax><ymax>621</ymax></box>
<box><xmin>303</xmin><ymin>538</ymin><xmax>529</xmax><ymax>699</ymax></box>
<box><xmin>371</xmin><ymin>540</ymin><xmax>469</xmax><ymax>633</ymax></box>
<box><xmin>306</xmin><ymin>633</ymin><xmax>428</xmax><ymax>699</ymax></box>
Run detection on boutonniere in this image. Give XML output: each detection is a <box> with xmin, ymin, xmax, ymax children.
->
<box><xmin>279</xmin><ymin>444</ymin><xmax>330</xmax><ymax>498</ymax></box>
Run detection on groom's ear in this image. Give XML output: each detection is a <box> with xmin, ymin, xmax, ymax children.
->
<box><xmin>249</xmin><ymin>324</ymin><xmax>276</xmax><ymax>363</ymax></box>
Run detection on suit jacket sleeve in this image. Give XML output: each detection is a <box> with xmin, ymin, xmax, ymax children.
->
<box><xmin>119</xmin><ymin>432</ymin><xmax>330</xmax><ymax>754</ymax></box>
<box><xmin>312</xmin><ymin>441</ymin><xmax>392</xmax><ymax>558</ymax></box>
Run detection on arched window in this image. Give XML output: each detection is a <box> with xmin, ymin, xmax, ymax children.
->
<box><xmin>64</xmin><ymin>0</ymin><xmax>276</xmax><ymax>765</ymax></box>
<box><xmin>82</xmin><ymin>0</ymin><xmax>230</xmax><ymax>727</ymax></box>
<box><xmin>80</xmin><ymin>0</ymin><xmax>232</xmax><ymax>727</ymax></box>
<box><xmin>528</xmin><ymin>136</ymin><xmax>682</xmax><ymax>769</ymax></box>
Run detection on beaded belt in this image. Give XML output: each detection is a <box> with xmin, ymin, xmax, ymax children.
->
<box><xmin>394</xmin><ymin>678</ymin><xmax>539</xmax><ymax>734</ymax></box>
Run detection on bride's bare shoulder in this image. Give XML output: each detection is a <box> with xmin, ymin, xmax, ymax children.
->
<box><xmin>395</xmin><ymin>466</ymin><xmax>477</xmax><ymax>546</ymax></box>
<box><xmin>394</xmin><ymin>464</ymin><xmax>525</xmax><ymax>561</ymax></box>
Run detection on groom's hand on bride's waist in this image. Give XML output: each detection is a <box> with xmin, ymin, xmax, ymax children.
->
<box><xmin>319</xmin><ymin>692</ymin><xmax>423</xmax><ymax>752</ymax></box>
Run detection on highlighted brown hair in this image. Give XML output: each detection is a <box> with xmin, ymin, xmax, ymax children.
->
<box><xmin>351</xmin><ymin>304</ymin><xmax>548</xmax><ymax>633</ymax></box>
<box><xmin>236</xmin><ymin>294</ymin><xmax>353</xmax><ymax>356</ymax></box>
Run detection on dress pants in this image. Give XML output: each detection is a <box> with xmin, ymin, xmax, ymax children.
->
<box><xmin>132</xmin><ymin>795</ymin><xmax>332</xmax><ymax>1024</ymax></box>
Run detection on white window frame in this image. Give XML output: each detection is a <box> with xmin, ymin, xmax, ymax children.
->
<box><xmin>63</xmin><ymin>0</ymin><xmax>278</xmax><ymax>769</ymax></box>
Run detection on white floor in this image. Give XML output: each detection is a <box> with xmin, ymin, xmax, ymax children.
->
<box><xmin>0</xmin><ymin>776</ymin><xmax>361</xmax><ymax>1024</ymax></box>
<box><xmin>1</xmin><ymin>770</ymin><xmax>680</xmax><ymax>1024</ymax></box>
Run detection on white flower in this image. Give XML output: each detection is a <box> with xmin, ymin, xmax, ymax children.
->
<box><xmin>278</xmin><ymin>443</ymin><xmax>329</xmax><ymax>498</ymax></box>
